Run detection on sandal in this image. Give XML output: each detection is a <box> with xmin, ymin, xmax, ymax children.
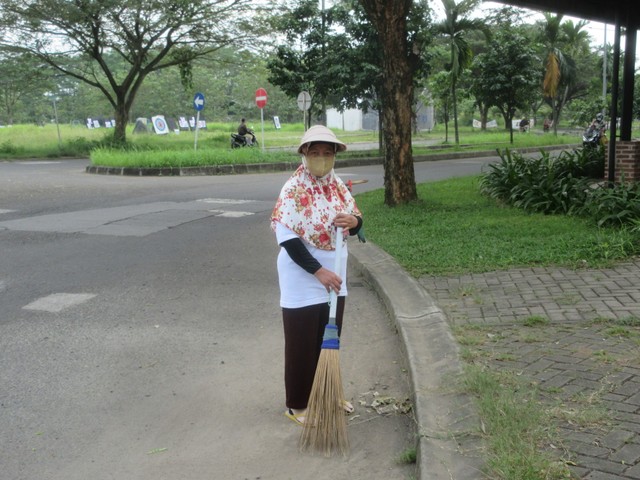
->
<box><xmin>285</xmin><ymin>408</ymin><xmax>306</xmax><ymax>426</ymax></box>
<box><xmin>342</xmin><ymin>400</ymin><xmax>354</xmax><ymax>415</ymax></box>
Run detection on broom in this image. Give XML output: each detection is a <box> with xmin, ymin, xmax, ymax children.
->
<box><xmin>299</xmin><ymin>226</ymin><xmax>350</xmax><ymax>456</ymax></box>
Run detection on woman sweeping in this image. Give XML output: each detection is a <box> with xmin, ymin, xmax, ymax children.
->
<box><xmin>271</xmin><ymin>125</ymin><xmax>364</xmax><ymax>426</ymax></box>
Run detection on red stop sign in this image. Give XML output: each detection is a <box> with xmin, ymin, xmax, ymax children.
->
<box><xmin>255</xmin><ymin>88</ymin><xmax>267</xmax><ymax>109</ymax></box>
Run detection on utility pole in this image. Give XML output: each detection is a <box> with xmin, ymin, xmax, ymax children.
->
<box><xmin>321</xmin><ymin>0</ymin><xmax>326</xmax><ymax>125</ymax></box>
<box><xmin>603</xmin><ymin>24</ymin><xmax>608</xmax><ymax>109</ymax></box>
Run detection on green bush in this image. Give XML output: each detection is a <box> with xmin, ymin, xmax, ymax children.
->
<box><xmin>578</xmin><ymin>180</ymin><xmax>640</xmax><ymax>228</ymax></box>
<box><xmin>479</xmin><ymin>148</ymin><xmax>601</xmax><ymax>215</ymax></box>
<box><xmin>574</xmin><ymin>144</ymin><xmax>606</xmax><ymax>179</ymax></box>
<box><xmin>0</xmin><ymin>140</ymin><xmax>20</xmax><ymax>154</ymax></box>
<box><xmin>479</xmin><ymin>146</ymin><xmax>640</xmax><ymax>234</ymax></box>
<box><xmin>59</xmin><ymin>136</ymin><xmax>103</xmax><ymax>156</ymax></box>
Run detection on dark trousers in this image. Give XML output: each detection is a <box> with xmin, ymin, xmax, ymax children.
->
<box><xmin>282</xmin><ymin>297</ymin><xmax>345</xmax><ymax>410</ymax></box>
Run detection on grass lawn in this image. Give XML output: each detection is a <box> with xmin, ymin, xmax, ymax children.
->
<box><xmin>0</xmin><ymin>121</ymin><xmax>592</xmax><ymax>163</ymax></box>
<box><xmin>354</xmin><ymin>176</ymin><xmax>639</xmax><ymax>276</ymax></box>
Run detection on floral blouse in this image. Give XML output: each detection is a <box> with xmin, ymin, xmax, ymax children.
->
<box><xmin>271</xmin><ymin>164</ymin><xmax>361</xmax><ymax>250</ymax></box>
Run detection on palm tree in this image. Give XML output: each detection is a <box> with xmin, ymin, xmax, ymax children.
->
<box><xmin>434</xmin><ymin>0</ymin><xmax>486</xmax><ymax>145</ymax></box>
<box><xmin>540</xmin><ymin>14</ymin><xmax>589</xmax><ymax>135</ymax></box>
<box><xmin>562</xmin><ymin>19</ymin><xmax>591</xmax><ymax>57</ymax></box>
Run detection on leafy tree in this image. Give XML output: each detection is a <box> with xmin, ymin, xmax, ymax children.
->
<box><xmin>189</xmin><ymin>52</ymin><xmax>301</xmax><ymax>124</ymax></box>
<box><xmin>471</xmin><ymin>5</ymin><xmax>531</xmax><ymax>130</ymax></box>
<box><xmin>266</xmin><ymin>0</ymin><xmax>349</xmax><ymax>126</ymax></box>
<box><xmin>427</xmin><ymin>71</ymin><xmax>453</xmax><ymax>142</ymax></box>
<box><xmin>269</xmin><ymin>0</ymin><xmax>429</xmax><ymax>205</ymax></box>
<box><xmin>0</xmin><ymin>0</ymin><xmax>259</xmax><ymax>143</ymax></box>
<box><xmin>538</xmin><ymin>14</ymin><xmax>592</xmax><ymax>135</ymax></box>
<box><xmin>0</xmin><ymin>54</ymin><xmax>53</xmax><ymax>125</ymax></box>
<box><xmin>470</xmin><ymin>30</ymin><xmax>540</xmax><ymax>143</ymax></box>
<box><xmin>333</xmin><ymin>0</ymin><xmax>432</xmax><ymax>141</ymax></box>
<box><xmin>331</xmin><ymin>0</ymin><xmax>384</xmax><ymax>115</ymax></box>
<box><xmin>433</xmin><ymin>0</ymin><xmax>487</xmax><ymax>145</ymax></box>
<box><xmin>358</xmin><ymin>0</ymin><xmax>422</xmax><ymax>205</ymax></box>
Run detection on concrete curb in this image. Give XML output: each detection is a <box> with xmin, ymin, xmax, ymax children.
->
<box><xmin>85</xmin><ymin>144</ymin><xmax>579</xmax><ymax>176</ymax></box>
<box><xmin>349</xmin><ymin>242</ymin><xmax>485</xmax><ymax>480</ymax></box>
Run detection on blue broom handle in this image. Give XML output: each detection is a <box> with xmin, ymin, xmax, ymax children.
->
<box><xmin>328</xmin><ymin>226</ymin><xmax>343</xmax><ymax>323</ymax></box>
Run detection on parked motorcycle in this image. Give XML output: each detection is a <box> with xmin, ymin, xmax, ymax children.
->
<box><xmin>230</xmin><ymin>131</ymin><xmax>258</xmax><ymax>148</ymax></box>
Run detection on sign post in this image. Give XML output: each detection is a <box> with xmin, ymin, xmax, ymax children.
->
<box><xmin>297</xmin><ymin>91</ymin><xmax>311</xmax><ymax>130</ymax></box>
<box><xmin>193</xmin><ymin>92</ymin><xmax>205</xmax><ymax>150</ymax></box>
<box><xmin>255</xmin><ymin>88</ymin><xmax>267</xmax><ymax>152</ymax></box>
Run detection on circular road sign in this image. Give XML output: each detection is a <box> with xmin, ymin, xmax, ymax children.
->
<box><xmin>193</xmin><ymin>92</ymin><xmax>205</xmax><ymax>111</ymax></box>
<box><xmin>297</xmin><ymin>91</ymin><xmax>311</xmax><ymax>111</ymax></box>
<box><xmin>255</xmin><ymin>88</ymin><xmax>267</xmax><ymax>109</ymax></box>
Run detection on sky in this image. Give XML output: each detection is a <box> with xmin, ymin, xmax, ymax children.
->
<box><xmin>472</xmin><ymin>2</ymin><xmax>637</xmax><ymax>53</ymax></box>
<box><xmin>320</xmin><ymin>0</ymin><xmax>638</xmax><ymax>59</ymax></box>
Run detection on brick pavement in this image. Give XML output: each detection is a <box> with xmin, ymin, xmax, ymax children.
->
<box><xmin>419</xmin><ymin>259</ymin><xmax>640</xmax><ymax>479</ymax></box>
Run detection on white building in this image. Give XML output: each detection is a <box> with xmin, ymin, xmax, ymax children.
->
<box><xmin>327</xmin><ymin>103</ymin><xmax>435</xmax><ymax>131</ymax></box>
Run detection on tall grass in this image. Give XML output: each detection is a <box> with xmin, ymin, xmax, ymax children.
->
<box><xmin>90</xmin><ymin>144</ymin><xmax>294</xmax><ymax>167</ymax></box>
<box><xmin>0</xmin><ymin>122</ymin><xmax>379</xmax><ymax>159</ymax></box>
<box><xmin>0</xmin><ymin>121</ymin><xmax>593</xmax><ymax>162</ymax></box>
<box><xmin>464</xmin><ymin>366</ymin><xmax>571</xmax><ymax>479</ymax></box>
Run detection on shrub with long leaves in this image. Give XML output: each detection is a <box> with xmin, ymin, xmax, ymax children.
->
<box><xmin>578</xmin><ymin>180</ymin><xmax>640</xmax><ymax>228</ymax></box>
<box><xmin>479</xmin><ymin>148</ymin><xmax>601</xmax><ymax>215</ymax></box>
<box><xmin>480</xmin><ymin>147</ymin><xmax>640</xmax><ymax>233</ymax></box>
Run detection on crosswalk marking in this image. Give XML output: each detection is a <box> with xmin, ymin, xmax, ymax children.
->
<box><xmin>197</xmin><ymin>198</ymin><xmax>253</xmax><ymax>205</ymax></box>
<box><xmin>207</xmin><ymin>209</ymin><xmax>254</xmax><ymax>218</ymax></box>
<box><xmin>18</xmin><ymin>161</ymin><xmax>61</xmax><ymax>165</ymax></box>
<box><xmin>23</xmin><ymin>293</ymin><xmax>97</xmax><ymax>313</ymax></box>
<box><xmin>0</xmin><ymin>198</ymin><xmax>268</xmax><ymax>237</ymax></box>
<box><xmin>0</xmin><ymin>209</ymin><xmax>15</xmax><ymax>214</ymax></box>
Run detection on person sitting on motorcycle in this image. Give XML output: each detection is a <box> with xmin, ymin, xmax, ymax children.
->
<box><xmin>588</xmin><ymin>113</ymin><xmax>606</xmax><ymax>136</ymax></box>
<box><xmin>237</xmin><ymin>118</ymin><xmax>256</xmax><ymax>145</ymax></box>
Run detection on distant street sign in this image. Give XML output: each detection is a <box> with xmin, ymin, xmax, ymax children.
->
<box><xmin>297</xmin><ymin>91</ymin><xmax>311</xmax><ymax>111</ymax></box>
<box><xmin>193</xmin><ymin>92</ymin><xmax>205</xmax><ymax>111</ymax></box>
<box><xmin>255</xmin><ymin>88</ymin><xmax>267</xmax><ymax>109</ymax></box>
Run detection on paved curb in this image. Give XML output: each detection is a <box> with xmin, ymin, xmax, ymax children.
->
<box><xmin>85</xmin><ymin>144</ymin><xmax>578</xmax><ymax>176</ymax></box>
<box><xmin>349</xmin><ymin>242</ymin><xmax>484</xmax><ymax>480</ymax></box>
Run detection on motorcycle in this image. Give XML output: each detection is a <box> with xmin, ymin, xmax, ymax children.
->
<box><xmin>582</xmin><ymin>126</ymin><xmax>606</xmax><ymax>148</ymax></box>
<box><xmin>230</xmin><ymin>131</ymin><xmax>258</xmax><ymax>148</ymax></box>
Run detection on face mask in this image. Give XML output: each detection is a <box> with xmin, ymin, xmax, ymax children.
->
<box><xmin>304</xmin><ymin>155</ymin><xmax>335</xmax><ymax>177</ymax></box>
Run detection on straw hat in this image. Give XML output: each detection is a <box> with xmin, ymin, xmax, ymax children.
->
<box><xmin>298</xmin><ymin>125</ymin><xmax>347</xmax><ymax>154</ymax></box>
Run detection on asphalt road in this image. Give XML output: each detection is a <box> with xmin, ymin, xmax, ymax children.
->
<box><xmin>0</xmin><ymin>156</ymin><xmax>492</xmax><ymax>480</ymax></box>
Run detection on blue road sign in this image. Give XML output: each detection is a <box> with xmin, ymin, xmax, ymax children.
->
<box><xmin>193</xmin><ymin>93</ymin><xmax>205</xmax><ymax>111</ymax></box>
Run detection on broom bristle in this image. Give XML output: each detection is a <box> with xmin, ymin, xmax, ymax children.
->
<box><xmin>299</xmin><ymin>349</ymin><xmax>349</xmax><ymax>456</ymax></box>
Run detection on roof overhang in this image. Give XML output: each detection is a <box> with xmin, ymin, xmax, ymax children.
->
<box><xmin>489</xmin><ymin>0</ymin><xmax>639</xmax><ymax>26</ymax></box>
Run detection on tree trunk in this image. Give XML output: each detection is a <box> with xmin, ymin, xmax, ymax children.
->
<box><xmin>452</xmin><ymin>78</ymin><xmax>460</xmax><ymax>145</ymax></box>
<box><xmin>553</xmin><ymin>85</ymin><xmax>570</xmax><ymax>136</ymax></box>
<box><xmin>113</xmin><ymin>101</ymin><xmax>129</xmax><ymax>144</ymax></box>
<box><xmin>380</xmin><ymin>47</ymin><xmax>417</xmax><ymax>205</ymax></box>
<box><xmin>378</xmin><ymin>113</ymin><xmax>384</xmax><ymax>153</ymax></box>
<box><xmin>480</xmin><ymin>104</ymin><xmax>488</xmax><ymax>130</ymax></box>
<box><xmin>360</xmin><ymin>0</ymin><xmax>417</xmax><ymax>206</ymax></box>
<box><xmin>443</xmin><ymin>104</ymin><xmax>449</xmax><ymax>143</ymax></box>
<box><xmin>508</xmin><ymin>116</ymin><xmax>514</xmax><ymax>144</ymax></box>
<box><xmin>550</xmin><ymin>94</ymin><xmax>563</xmax><ymax>137</ymax></box>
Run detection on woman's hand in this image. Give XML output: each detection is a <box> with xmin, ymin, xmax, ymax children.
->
<box><xmin>334</xmin><ymin>213</ymin><xmax>358</xmax><ymax>230</ymax></box>
<box><xmin>314</xmin><ymin>267</ymin><xmax>343</xmax><ymax>294</ymax></box>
